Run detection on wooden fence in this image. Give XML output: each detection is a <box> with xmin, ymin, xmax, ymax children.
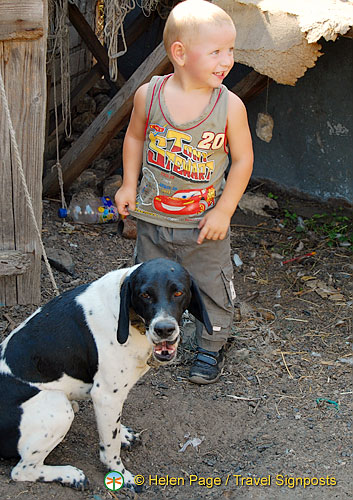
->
<box><xmin>0</xmin><ymin>0</ymin><xmax>47</xmax><ymax>305</ymax></box>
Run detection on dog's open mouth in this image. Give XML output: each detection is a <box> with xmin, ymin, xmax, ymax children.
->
<box><xmin>153</xmin><ymin>339</ymin><xmax>178</xmax><ymax>362</ymax></box>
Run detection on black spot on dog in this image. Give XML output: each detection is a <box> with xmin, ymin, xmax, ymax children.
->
<box><xmin>113</xmin><ymin>388</ymin><xmax>118</xmax><ymax>393</ymax></box>
<box><xmin>112</xmin><ymin>428</ymin><xmax>118</xmax><ymax>439</ymax></box>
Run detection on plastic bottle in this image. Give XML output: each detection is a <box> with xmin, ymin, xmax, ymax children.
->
<box><xmin>58</xmin><ymin>196</ymin><xmax>119</xmax><ymax>224</ymax></box>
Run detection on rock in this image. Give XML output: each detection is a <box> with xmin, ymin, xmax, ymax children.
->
<box><xmin>76</xmin><ymin>94</ymin><xmax>96</xmax><ymax>114</ymax></box>
<box><xmin>92</xmin><ymin>158</ymin><xmax>111</xmax><ymax>178</ymax></box>
<box><xmin>256</xmin><ymin>112</ymin><xmax>274</xmax><ymax>142</ymax></box>
<box><xmin>72</xmin><ymin>112</ymin><xmax>95</xmax><ymax>133</ymax></box>
<box><xmin>95</xmin><ymin>93</ymin><xmax>111</xmax><ymax>113</ymax></box>
<box><xmin>97</xmin><ymin>137</ymin><xmax>123</xmax><ymax>160</ymax></box>
<box><xmin>103</xmin><ymin>175</ymin><xmax>123</xmax><ymax>200</ymax></box>
<box><xmin>238</xmin><ymin>192</ymin><xmax>278</xmax><ymax>217</ymax></box>
<box><xmin>69</xmin><ymin>169</ymin><xmax>98</xmax><ymax>194</ymax></box>
<box><xmin>45</xmin><ymin>248</ymin><xmax>76</xmax><ymax>276</ymax></box>
<box><xmin>89</xmin><ymin>79</ymin><xmax>111</xmax><ymax>96</ymax></box>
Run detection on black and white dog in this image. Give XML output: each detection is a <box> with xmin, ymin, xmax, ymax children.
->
<box><xmin>0</xmin><ymin>258</ymin><xmax>212</xmax><ymax>490</ymax></box>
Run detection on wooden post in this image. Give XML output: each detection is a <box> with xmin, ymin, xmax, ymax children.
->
<box><xmin>0</xmin><ymin>0</ymin><xmax>47</xmax><ymax>305</ymax></box>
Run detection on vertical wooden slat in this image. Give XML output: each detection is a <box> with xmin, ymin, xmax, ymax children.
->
<box><xmin>0</xmin><ymin>0</ymin><xmax>47</xmax><ymax>305</ymax></box>
<box><xmin>0</xmin><ymin>44</ymin><xmax>17</xmax><ymax>305</ymax></box>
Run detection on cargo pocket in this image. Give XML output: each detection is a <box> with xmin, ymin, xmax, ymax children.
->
<box><xmin>221</xmin><ymin>262</ymin><xmax>236</xmax><ymax>310</ymax></box>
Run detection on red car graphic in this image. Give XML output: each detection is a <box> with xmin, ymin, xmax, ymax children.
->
<box><xmin>153</xmin><ymin>186</ymin><xmax>215</xmax><ymax>215</ymax></box>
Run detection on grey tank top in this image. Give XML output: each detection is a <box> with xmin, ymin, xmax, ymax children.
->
<box><xmin>130</xmin><ymin>74</ymin><xmax>230</xmax><ymax>228</ymax></box>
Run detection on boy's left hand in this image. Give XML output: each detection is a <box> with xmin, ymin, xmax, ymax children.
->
<box><xmin>197</xmin><ymin>207</ymin><xmax>231</xmax><ymax>244</ymax></box>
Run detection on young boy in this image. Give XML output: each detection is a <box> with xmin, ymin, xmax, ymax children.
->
<box><xmin>115</xmin><ymin>0</ymin><xmax>253</xmax><ymax>384</ymax></box>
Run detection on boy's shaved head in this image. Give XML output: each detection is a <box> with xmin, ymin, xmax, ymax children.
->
<box><xmin>163</xmin><ymin>0</ymin><xmax>235</xmax><ymax>57</ymax></box>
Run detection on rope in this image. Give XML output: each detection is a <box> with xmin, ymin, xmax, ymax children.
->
<box><xmin>104</xmin><ymin>0</ymin><xmax>162</xmax><ymax>81</ymax></box>
<box><xmin>265</xmin><ymin>76</ymin><xmax>270</xmax><ymax>114</ymax></box>
<box><xmin>0</xmin><ymin>67</ymin><xmax>60</xmax><ymax>297</ymax></box>
<box><xmin>52</xmin><ymin>59</ymin><xmax>67</xmax><ymax>212</ymax></box>
<box><xmin>48</xmin><ymin>0</ymin><xmax>71</xmax><ymax>138</ymax></box>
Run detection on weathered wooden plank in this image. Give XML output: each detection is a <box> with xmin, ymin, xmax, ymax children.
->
<box><xmin>43</xmin><ymin>42</ymin><xmax>172</xmax><ymax>196</ymax></box>
<box><xmin>0</xmin><ymin>2</ymin><xmax>47</xmax><ymax>305</ymax></box>
<box><xmin>232</xmin><ymin>70</ymin><xmax>271</xmax><ymax>103</ymax></box>
<box><xmin>0</xmin><ymin>251</ymin><xmax>32</xmax><ymax>276</ymax></box>
<box><xmin>0</xmin><ymin>0</ymin><xmax>44</xmax><ymax>41</ymax></box>
<box><xmin>0</xmin><ymin>43</ymin><xmax>16</xmax><ymax>305</ymax></box>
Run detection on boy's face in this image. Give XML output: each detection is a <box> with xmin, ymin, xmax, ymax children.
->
<box><xmin>183</xmin><ymin>22</ymin><xmax>236</xmax><ymax>88</ymax></box>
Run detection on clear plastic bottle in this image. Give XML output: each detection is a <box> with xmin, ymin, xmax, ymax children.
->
<box><xmin>58</xmin><ymin>196</ymin><xmax>119</xmax><ymax>224</ymax></box>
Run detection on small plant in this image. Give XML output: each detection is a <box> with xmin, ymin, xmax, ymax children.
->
<box><xmin>302</xmin><ymin>210</ymin><xmax>352</xmax><ymax>249</ymax></box>
<box><xmin>283</xmin><ymin>209</ymin><xmax>298</xmax><ymax>225</ymax></box>
<box><xmin>279</xmin><ymin>208</ymin><xmax>352</xmax><ymax>249</ymax></box>
<box><xmin>268</xmin><ymin>192</ymin><xmax>278</xmax><ymax>200</ymax></box>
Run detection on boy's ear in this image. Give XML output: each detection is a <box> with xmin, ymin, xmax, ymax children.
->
<box><xmin>170</xmin><ymin>41</ymin><xmax>186</xmax><ymax>66</ymax></box>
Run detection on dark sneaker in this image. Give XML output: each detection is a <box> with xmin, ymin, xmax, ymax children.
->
<box><xmin>188</xmin><ymin>347</ymin><xmax>225</xmax><ymax>385</ymax></box>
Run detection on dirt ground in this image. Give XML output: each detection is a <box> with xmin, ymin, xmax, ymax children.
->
<box><xmin>0</xmin><ymin>185</ymin><xmax>352</xmax><ymax>500</ymax></box>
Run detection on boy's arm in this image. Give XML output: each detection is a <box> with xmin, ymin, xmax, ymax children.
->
<box><xmin>115</xmin><ymin>83</ymin><xmax>148</xmax><ymax>216</ymax></box>
<box><xmin>197</xmin><ymin>91</ymin><xmax>253</xmax><ymax>244</ymax></box>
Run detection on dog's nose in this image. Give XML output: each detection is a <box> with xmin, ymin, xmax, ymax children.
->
<box><xmin>153</xmin><ymin>320</ymin><xmax>177</xmax><ymax>338</ymax></box>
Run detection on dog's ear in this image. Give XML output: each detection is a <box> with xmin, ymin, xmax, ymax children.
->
<box><xmin>188</xmin><ymin>278</ymin><xmax>213</xmax><ymax>335</ymax></box>
<box><xmin>117</xmin><ymin>276</ymin><xmax>131</xmax><ymax>344</ymax></box>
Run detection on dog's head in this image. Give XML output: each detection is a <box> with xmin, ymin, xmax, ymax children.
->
<box><xmin>117</xmin><ymin>258</ymin><xmax>212</xmax><ymax>363</ymax></box>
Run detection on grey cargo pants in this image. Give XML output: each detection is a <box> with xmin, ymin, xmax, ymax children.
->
<box><xmin>135</xmin><ymin>219</ymin><xmax>235</xmax><ymax>351</ymax></box>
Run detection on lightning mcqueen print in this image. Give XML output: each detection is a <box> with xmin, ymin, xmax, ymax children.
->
<box><xmin>153</xmin><ymin>186</ymin><xmax>215</xmax><ymax>215</ymax></box>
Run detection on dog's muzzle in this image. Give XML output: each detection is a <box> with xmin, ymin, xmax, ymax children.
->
<box><xmin>149</xmin><ymin>317</ymin><xmax>180</xmax><ymax>363</ymax></box>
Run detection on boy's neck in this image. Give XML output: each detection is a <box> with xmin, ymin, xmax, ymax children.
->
<box><xmin>169</xmin><ymin>70</ymin><xmax>214</xmax><ymax>95</ymax></box>
<box><xmin>162</xmin><ymin>72</ymin><xmax>217</xmax><ymax>126</ymax></box>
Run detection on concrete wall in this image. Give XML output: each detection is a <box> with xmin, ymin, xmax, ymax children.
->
<box><xmin>245</xmin><ymin>37</ymin><xmax>353</xmax><ymax>203</ymax></box>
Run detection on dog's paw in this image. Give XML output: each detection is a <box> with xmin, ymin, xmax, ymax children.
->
<box><xmin>44</xmin><ymin>466</ymin><xmax>88</xmax><ymax>490</ymax></box>
<box><xmin>124</xmin><ymin>471</ymin><xmax>143</xmax><ymax>493</ymax></box>
<box><xmin>121</xmin><ymin>424</ymin><xmax>140</xmax><ymax>449</ymax></box>
<box><xmin>12</xmin><ymin>464</ymin><xmax>88</xmax><ymax>490</ymax></box>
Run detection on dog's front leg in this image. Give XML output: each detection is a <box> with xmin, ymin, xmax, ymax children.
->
<box><xmin>90</xmin><ymin>381</ymin><xmax>137</xmax><ymax>491</ymax></box>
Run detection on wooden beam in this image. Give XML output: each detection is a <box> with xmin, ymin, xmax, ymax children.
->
<box><xmin>0</xmin><ymin>251</ymin><xmax>32</xmax><ymax>277</ymax></box>
<box><xmin>232</xmin><ymin>70</ymin><xmax>271</xmax><ymax>103</ymax></box>
<box><xmin>0</xmin><ymin>0</ymin><xmax>44</xmax><ymax>41</ymax></box>
<box><xmin>43</xmin><ymin>42</ymin><xmax>172</xmax><ymax>196</ymax></box>
<box><xmin>68</xmin><ymin>2</ymin><xmax>122</xmax><ymax>91</ymax></box>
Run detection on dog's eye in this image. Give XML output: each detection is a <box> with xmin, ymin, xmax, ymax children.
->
<box><xmin>141</xmin><ymin>292</ymin><xmax>150</xmax><ymax>299</ymax></box>
<box><xmin>174</xmin><ymin>291</ymin><xmax>183</xmax><ymax>297</ymax></box>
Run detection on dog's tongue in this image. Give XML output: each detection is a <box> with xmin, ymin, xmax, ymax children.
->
<box><xmin>154</xmin><ymin>341</ymin><xmax>175</xmax><ymax>354</ymax></box>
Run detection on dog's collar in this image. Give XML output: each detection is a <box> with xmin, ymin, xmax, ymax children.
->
<box><xmin>129</xmin><ymin>309</ymin><xmax>146</xmax><ymax>335</ymax></box>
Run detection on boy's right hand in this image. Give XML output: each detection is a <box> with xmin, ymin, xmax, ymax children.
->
<box><xmin>114</xmin><ymin>186</ymin><xmax>136</xmax><ymax>216</ymax></box>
